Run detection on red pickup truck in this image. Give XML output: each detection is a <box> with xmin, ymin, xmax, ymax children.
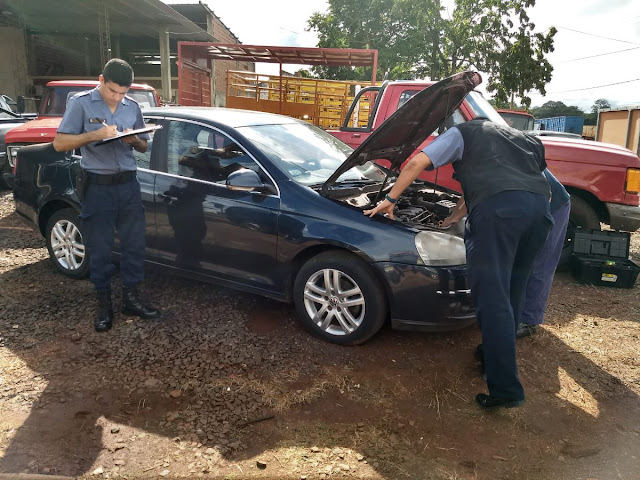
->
<box><xmin>328</xmin><ymin>80</ymin><xmax>640</xmax><ymax>264</ymax></box>
<box><xmin>4</xmin><ymin>80</ymin><xmax>160</xmax><ymax>169</ymax></box>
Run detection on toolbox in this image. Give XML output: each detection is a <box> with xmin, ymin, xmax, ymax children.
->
<box><xmin>569</xmin><ymin>228</ymin><xmax>640</xmax><ymax>288</ymax></box>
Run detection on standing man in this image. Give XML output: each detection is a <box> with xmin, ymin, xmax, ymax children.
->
<box><xmin>364</xmin><ymin>118</ymin><xmax>553</xmax><ymax>410</ymax></box>
<box><xmin>53</xmin><ymin>58</ymin><xmax>160</xmax><ymax>332</ymax></box>
<box><xmin>516</xmin><ymin>169</ymin><xmax>571</xmax><ymax>337</ymax></box>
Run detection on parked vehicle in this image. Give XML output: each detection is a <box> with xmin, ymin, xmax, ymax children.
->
<box><xmin>327</xmin><ymin>81</ymin><xmax>640</xmax><ymax>265</ymax></box>
<box><xmin>6</xmin><ymin>72</ymin><xmax>480</xmax><ymax>345</ymax></box>
<box><xmin>496</xmin><ymin>109</ymin><xmax>535</xmax><ymax>131</ymax></box>
<box><xmin>4</xmin><ymin>80</ymin><xmax>160</xmax><ymax>170</ymax></box>
<box><xmin>596</xmin><ymin>106</ymin><xmax>640</xmax><ymax>155</ymax></box>
<box><xmin>0</xmin><ymin>106</ymin><xmax>35</xmax><ymax>188</ymax></box>
<box><xmin>0</xmin><ymin>95</ymin><xmax>17</xmax><ymax>113</ymax></box>
<box><xmin>527</xmin><ymin>130</ymin><xmax>583</xmax><ymax>139</ymax></box>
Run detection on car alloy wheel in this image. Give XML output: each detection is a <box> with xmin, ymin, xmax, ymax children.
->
<box><xmin>294</xmin><ymin>251</ymin><xmax>387</xmax><ymax>345</ymax></box>
<box><xmin>303</xmin><ymin>268</ymin><xmax>365</xmax><ymax>336</ymax></box>
<box><xmin>45</xmin><ymin>208</ymin><xmax>90</xmax><ymax>279</ymax></box>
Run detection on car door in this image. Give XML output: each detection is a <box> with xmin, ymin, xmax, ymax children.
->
<box><xmin>153</xmin><ymin>118</ymin><xmax>280</xmax><ymax>292</ymax></box>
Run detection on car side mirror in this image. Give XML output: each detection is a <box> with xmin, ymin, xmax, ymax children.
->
<box><xmin>226</xmin><ymin>169</ymin><xmax>275</xmax><ymax>195</ymax></box>
<box><xmin>17</xmin><ymin>96</ymin><xmax>25</xmax><ymax>114</ymax></box>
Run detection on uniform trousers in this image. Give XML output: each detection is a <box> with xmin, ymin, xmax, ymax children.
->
<box><xmin>521</xmin><ymin>200</ymin><xmax>571</xmax><ymax>325</ymax></box>
<box><xmin>80</xmin><ymin>178</ymin><xmax>146</xmax><ymax>292</ymax></box>
<box><xmin>464</xmin><ymin>191</ymin><xmax>553</xmax><ymax>400</ymax></box>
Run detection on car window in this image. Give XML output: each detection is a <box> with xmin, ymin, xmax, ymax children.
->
<box><xmin>167</xmin><ymin>120</ymin><xmax>263</xmax><ymax>184</ymax></box>
<box><xmin>133</xmin><ymin>118</ymin><xmax>159</xmax><ymax>170</ymax></box>
<box><xmin>397</xmin><ymin>90</ymin><xmax>421</xmax><ymax>109</ymax></box>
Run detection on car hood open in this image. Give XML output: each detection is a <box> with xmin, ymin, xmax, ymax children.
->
<box><xmin>322</xmin><ymin>71</ymin><xmax>482</xmax><ymax>195</ymax></box>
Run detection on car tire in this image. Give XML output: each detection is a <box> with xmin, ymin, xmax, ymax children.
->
<box><xmin>293</xmin><ymin>251</ymin><xmax>387</xmax><ymax>345</ymax></box>
<box><xmin>45</xmin><ymin>208</ymin><xmax>90</xmax><ymax>279</ymax></box>
<box><xmin>558</xmin><ymin>195</ymin><xmax>600</xmax><ymax>269</ymax></box>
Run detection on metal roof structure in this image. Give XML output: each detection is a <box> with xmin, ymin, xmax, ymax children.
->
<box><xmin>0</xmin><ymin>0</ymin><xmax>215</xmax><ymax>41</ymax></box>
<box><xmin>196</xmin><ymin>43</ymin><xmax>379</xmax><ymax>69</ymax></box>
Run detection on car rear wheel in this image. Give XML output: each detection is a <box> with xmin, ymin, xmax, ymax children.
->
<box><xmin>558</xmin><ymin>195</ymin><xmax>600</xmax><ymax>269</ymax></box>
<box><xmin>45</xmin><ymin>208</ymin><xmax>89</xmax><ymax>279</ymax></box>
<box><xmin>293</xmin><ymin>251</ymin><xmax>387</xmax><ymax>345</ymax></box>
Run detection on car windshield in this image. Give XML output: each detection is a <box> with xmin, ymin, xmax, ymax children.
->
<box><xmin>465</xmin><ymin>91</ymin><xmax>509</xmax><ymax>125</ymax></box>
<box><xmin>237</xmin><ymin>122</ymin><xmax>388</xmax><ymax>186</ymax></box>
<box><xmin>500</xmin><ymin>112</ymin><xmax>535</xmax><ymax>131</ymax></box>
<box><xmin>40</xmin><ymin>86</ymin><xmax>156</xmax><ymax>116</ymax></box>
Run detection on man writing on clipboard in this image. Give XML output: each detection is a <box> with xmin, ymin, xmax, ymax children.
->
<box><xmin>53</xmin><ymin>58</ymin><xmax>160</xmax><ymax>332</ymax></box>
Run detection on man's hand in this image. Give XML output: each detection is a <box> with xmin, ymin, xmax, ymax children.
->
<box><xmin>122</xmin><ymin>129</ymin><xmax>148</xmax><ymax>153</ymax></box>
<box><xmin>94</xmin><ymin>124</ymin><xmax>119</xmax><ymax>141</ymax></box>
<box><xmin>364</xmin><ymin>198</ymin><xmax>395</xmax><ymax>219</ymax></box>
<box><xmin>438</xmin><ymin>216</ymin><xmax>457</xmax><ymax>228</ymax></box>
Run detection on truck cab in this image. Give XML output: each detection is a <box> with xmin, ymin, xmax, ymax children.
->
<box><xmin>4</xmin><ymin>80</ymin><xmax>160</xmax><ymax>170</ymax></box>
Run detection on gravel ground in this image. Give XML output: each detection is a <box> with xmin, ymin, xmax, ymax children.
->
<box><xmin>1</xmin><ymin>190</ymin><xmax>639</xmax><ymax>480</ymax></box>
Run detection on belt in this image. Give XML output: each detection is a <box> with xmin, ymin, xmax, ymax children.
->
<box><xmin>86</xmin><ymin>170</ymin><xmax>137</xmax><ymax>185</ymax></box>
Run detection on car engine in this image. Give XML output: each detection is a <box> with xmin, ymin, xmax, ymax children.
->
<box><xmin>344</xmin><ymin>185</ymin><xmax>462</xmax><ymax>231</ymax></box>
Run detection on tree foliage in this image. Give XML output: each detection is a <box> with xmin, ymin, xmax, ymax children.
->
<box><xmin>529</xmin><ymin>101</ymin><xmax>585</xmax><ymax>119</ymax></box>
<box><xmin>307</xmin><ymin>0</ymin><xmax>556</xmax><ymax>107</ymax></box>
<box><xmin>591</xmin><ymin>98</ymin><xmax>611</xmax><ymax>114</ymax></box>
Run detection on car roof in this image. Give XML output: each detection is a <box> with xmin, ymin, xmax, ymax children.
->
<box><xmin>143</xmin><ymin>106</ymin><xmax>301</xmax><ymax>128</ymax></box>
<box><xmin>46</xmin><ymin>80</ymin><xmax>155</xmax><ymax>91</ymax></box>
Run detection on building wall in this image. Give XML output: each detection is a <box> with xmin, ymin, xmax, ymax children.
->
<box><xmin>210</xmin><ymin>16</ymin><xmax>254</xmax><ymax>107</ymax></box>
<box><xmin>0</xmin><ymin>27</ymin><xmax>31</xmax><ymax>100</ymax></box>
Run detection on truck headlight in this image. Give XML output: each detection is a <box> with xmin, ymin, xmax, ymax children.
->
<box><xmin>7</xmin><ymin>146</ymin><xmax>21</xmax><ymax>167</ymax></box>
<box><xmin>415</xmin><ymin>231</ymin><xmax>466</xmax><ymax>266</ymax></box>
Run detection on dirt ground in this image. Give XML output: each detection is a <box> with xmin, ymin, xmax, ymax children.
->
<box><xmin>1</xmin><ymin>190</ymin><xmax>639</xmax><ymax>480</ymax></box>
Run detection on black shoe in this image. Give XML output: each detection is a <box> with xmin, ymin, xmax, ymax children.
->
<box><xmin>95</xmin><ymin>290</ymin><xmax>114</xmax><ymax>332</ymax></box>
<box><xmin>121</xmin><ymin>286</ymin><xmax>160</xmax><ymax>319</ymax></box>
<box><xmin>516</xmin><ymin>323</ymin><xmax>537</xmax><ymax>339</ymax></box>
<box><xmin>475</xmin><ymin>393</ymin><xmax>524</xmax><ymax>410</ymax></box>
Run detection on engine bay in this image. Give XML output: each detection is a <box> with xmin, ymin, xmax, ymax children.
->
<box><xmin>343</xmin><ymin>184</ymin><xmax>462</xmax><ymax>232</ymax></box>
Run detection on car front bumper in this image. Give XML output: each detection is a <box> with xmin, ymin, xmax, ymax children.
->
<box><xmin>374</xmin><ymin>262</ymin><xmax>476</xmax><ymax>332</ymax></box>
<box><xmin>606</xmin><ymin>202</ymin><xmax>640</xmax><ymax>231</ymax></box>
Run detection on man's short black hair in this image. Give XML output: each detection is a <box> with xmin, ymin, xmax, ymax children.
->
<box><xmin>102</xmin><ymin>58</ymin><xmax>134</xmax><ymax>87</ymax></box>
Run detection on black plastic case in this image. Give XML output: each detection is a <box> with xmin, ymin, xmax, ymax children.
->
<box><xmin>569</xmin><ymin>229</ymin><xmax>640</xmax><ymax>288</ymax></box>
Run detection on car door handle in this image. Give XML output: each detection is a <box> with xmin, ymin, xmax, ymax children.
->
<box><xmin>352</xmin><ymin>133</ymin><xmax>361</xmax><ymax>138</ymax></box>
<box><xmin>158</xmin><ymin>192</ymin><xmax>178</xmax><ymax>204</ymax></box>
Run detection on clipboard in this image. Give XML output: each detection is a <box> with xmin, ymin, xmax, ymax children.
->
<box><xmin>96</xmin><ymin>125</ymin><xmax>163</xmax><ymax>145</ymax></box>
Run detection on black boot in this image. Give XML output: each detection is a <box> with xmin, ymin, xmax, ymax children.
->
<box><xmin>95</xmin><ymin>290</ymin><xmax>114</xmax><ymax>332</ymax></box>
<box><xmin>121</xmin><ymin>286</ymin><xmax>160</xmax><ymax>319</ymax></box>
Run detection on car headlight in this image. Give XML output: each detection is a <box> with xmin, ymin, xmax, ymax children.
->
<box><xmin>415</xmin><ymin>231</ymin><xmax>466</xmax><ymax>266</ymax></box>
<box><xmin>7</xmin><ymin>145</ymin><xmax>21</xmax><ymax>167</ymax></box>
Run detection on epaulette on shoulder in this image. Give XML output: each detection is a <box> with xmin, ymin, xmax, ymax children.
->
<box><xmin>124</xmin><ymin>95</ymin><xmax>140</xmax><ymax>106</ymax></box>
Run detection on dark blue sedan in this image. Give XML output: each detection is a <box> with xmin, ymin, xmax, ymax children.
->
<box><xmin>10</xmin><ymin>73</ymin><xmax>478</xmax><ymax>344</ymax></box>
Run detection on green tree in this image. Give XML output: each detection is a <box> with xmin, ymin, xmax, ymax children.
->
<box><xmin>307</xmin><ymin>0</ymin><xmax>556</xmax><ymax>107</ymax></box>
<box><xmin>591</xmin><ymin>98</ymin><xmax>611</xmax><ymax>114</ymax></box>
<box><xmin>529</xmin><ymin>101</ymin><xmax>585</xmax><ymax>119</ymax></box>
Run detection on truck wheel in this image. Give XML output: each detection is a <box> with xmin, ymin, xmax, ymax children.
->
<box><xmin>293</xmin><ymin>251</ymin><xmax>387</xmax><ymax>345</ymax></box>
<box><xmin>45</xmin><ymin>208</ymin><xmax>90</xmax><ymax>279</ymax></box>
<box><xmin>558</xmin><ymin>195</ymin><xmax>600</xmax><ymax>269</ymax></box>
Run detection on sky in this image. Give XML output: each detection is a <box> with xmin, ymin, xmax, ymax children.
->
<box><xmin>166</xmin><ymin>0</ymin><xmax>640</xmax><ymax>111</ymax></box>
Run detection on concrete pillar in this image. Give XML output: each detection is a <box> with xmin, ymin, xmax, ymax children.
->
<box><xmin>159</xmin><ymin>29</ymin><xmax>171</xmax><ymax>102</ymax></box>
<box><xmin>112</xmin><ymin>36</ymin><xmax>121</xmax><ymax>59</ymax></box>
<box><xmin>84</xmin><ymin>38</ymin><xmax>92</xmax><ymax>76</ymax></box>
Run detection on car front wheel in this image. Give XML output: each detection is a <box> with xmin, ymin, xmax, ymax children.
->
<box><xmin>45</xmin><ymin>208</ymin><xmax>89</xmax><ymax>279</ymax></box>
<box><xmin>293</xmin><ymin>251</ymin><xmax>387</xmax><ymax>345</ymax></box>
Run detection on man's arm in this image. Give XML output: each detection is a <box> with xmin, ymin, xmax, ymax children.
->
<box><xmin>363</xmin><ymin>151</ymin><xmax>434</xmax><ymax>219</ymax></box>
<box><xmin>363</xmin><ymin>127</ymin><xmax>464</xmax><ymax>220</ymax></box>
<box><xmin>53</xmin><ymin>125</ymin><xmax>118</xmax><ymax>152</ymax></box>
